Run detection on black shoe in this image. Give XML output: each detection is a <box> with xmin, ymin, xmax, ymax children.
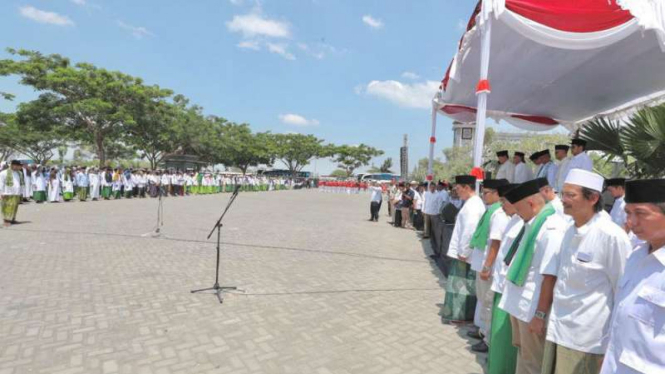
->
<box><xmin>368</xmin><ymin>219</ymin><xmax>374</xmax><ymax>221</ymax></box>
<box><xmin>467</xmin><ymin>329</ymin><xmax>483</xmax><ymax>339</ymax></box>
<box><xmin>471</xmin><ymin>341</ymin><xmax>488</xmax><ymax>353</ymax></box>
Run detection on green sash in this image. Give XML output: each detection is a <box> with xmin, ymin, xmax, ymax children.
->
<box><xmin>5</xmin><ymin>170</ymin><xmax>13</xmax><ymax>187</ymax></box>
<box><xmin>469</xmin><ymin>202</ymin><xmax>501</xmax><ymax>251</ymax></box>
<box><xmin>503</xmin><ymin>226</ymin><xmax>526</xmax><ymax>266</ymax></box>
<box><xmin>506</xmin><ymin>203</ymin><xmax>555</xmax><ymax>287</ymax></box>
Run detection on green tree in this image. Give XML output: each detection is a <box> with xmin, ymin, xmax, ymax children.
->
<box><xmin>581</xmin><ymin>104</ymin><xmax>665</xmax><ymax>178</ymax></box>
<box><xmin>271</xmin><ymin>133</ymin><xmax>332</xmax><ymax>179</ymax></box>
<box><xmin>0</xmin><ymin>49</ymin><xmax>171</xmax><ymax>167</ymax></box>
<box><xmin>331</xmin><ymin>144</ymin><xmax>384</xmax><ymax>177</ymax></box>
<box><xmin>379</xmin><ymin>157</ymin><xmax>394</xmax><ymax>173</ymax></box>
<box><xmin>330</xmin><ymin>169</ymin><xmax>349</xmax><ymax>178</ymax></box>
<box><xmin>218</xmin><ymin>124</ymin><xmax>274</xmax><ymax>175</ymax></box>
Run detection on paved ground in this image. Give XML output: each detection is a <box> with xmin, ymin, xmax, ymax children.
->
<box><xmin>0</xmin><ymin>190</ymin><xmax>486</xmax><ymax>374</ymax></box>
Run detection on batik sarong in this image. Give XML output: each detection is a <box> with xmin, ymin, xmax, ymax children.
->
<box><xmin>33</xmin><ymin>191</ymin><xmax>47</xmax><ymax>203</ymax></box>
<box><xmin>77</xmin><ymin>187</ymin><xmax>88</xmax><ymax>201</ymax></box>
<box><xmin>1</xmin><ymin>195</ymin><xmax>21</xmax><ymax>222</ymax></box>
<box><xmin>440</xmin><ymin>258</ymin><xmax>477</xmax><ymax>322</ymax></box>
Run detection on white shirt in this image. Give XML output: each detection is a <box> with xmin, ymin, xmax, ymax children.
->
<box><xmin>469</xmin><ymin>207</ymin><xmax>510</xmax><ymax>272</ymax></box>
<box><xmin>513</xmin><ymin>162</ymin><xmax>534</xmax><ymax>183</ymax></box>
<box><xmin>423</xmin><ymin>190</ymin><xmax>440</xmax><ymax>215</ymax></box>
<box><xmin>369</xmin><ymin>186</ymin><xmax>382</xmax><ymax>203</ymax></box>
<box><xmin>610</xmin><ymin>196</ymin><xmax>627</xmax><ymax>228</ymax></box>
<box><xmin>491</xmin><ymin>215</ymin><xmax>524</xmax><ymax>294</ymax></box>
<box><xmin>413</xmin><ymin>191</ymin><xmax>423</xmax><ymax>210</ymax></box>
<box><xmin>600</xmin><ymin>244</ymin><xmax>665</xmax><ymax>374</ymax></box>
<box><xmin>547</xmin><ymin>213</ymin><xmax>631</xmax><ymax>354</ymax></box>
<box><xmin>537</xmin><ymin>161</ymin><xmax>558</xmax><ymax>187</ymax></box>
<box><xmin>550</xmin><ymin>196</ymin><xmax>566</xmax><ymax>218</ymax></box>
<box><xmin>499</xmin><ymin>213</ymin><xmax>567</xmax><ymax>322</ymax></box>
<box><xmin>566</xmin><ymin>152</ymin><xmax>594</xmax><ymax>179</ymax></box>
<box><xmin>0</xmin><ymin>169</ymin><xmax>22</xmax><ymax>196</ymax></box>
<box><xmin>447</xmin><ymin>195</ymin><xmax>485</xmax><ymax>263</ymax></box>
<box><xmin>496</xmin><ymin>161</ymin><xmax>515</xmax><ymax>183</ymax></box>
<box><xmin>555</xmin><ymin>157</ymin><xmax>571</xmax><ymax>192</ymax></box>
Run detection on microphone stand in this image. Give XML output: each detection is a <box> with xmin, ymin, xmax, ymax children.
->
<box><xmin>190</xmin><ymin>184</ymin><xmax>241</xmax><ymax>303</ymax></box>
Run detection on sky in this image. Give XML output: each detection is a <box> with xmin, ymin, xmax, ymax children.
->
<box><xmin>1</xmin><ymin>0</ymin><xmax>487</xmax><ymax>174</ymax></box>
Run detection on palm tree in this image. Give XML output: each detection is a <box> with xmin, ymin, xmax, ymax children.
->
<box><xmin>580</xmin><ymin>104</ymin><xmax>665</xmax><ymax>178</ymax></box>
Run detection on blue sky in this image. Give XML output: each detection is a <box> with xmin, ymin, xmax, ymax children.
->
<box><xmin>0</xmin><ymin>0</ymin><xmax>480</xmax><ymax>174</ymax></box>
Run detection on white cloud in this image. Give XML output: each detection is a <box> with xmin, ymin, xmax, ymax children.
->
<box><xmin>19</xmin><ymin>6</ymin><xmax>74</xmax><ymax>26</ymax></box>
<box><xmin>71</xmin><ymin>0</ymin><xmax>86</xmax><ymax>5</ymax></box>
<box><xmin>117</xmin><ymin>21</ymin><xmax>154</xmax><ymax>39</ymax></box>
<box><xmin>359</xmin><ymin>80</ymin><xmax>439</xmax><ymax>109</ymax></box>
<box><xmin>279</xmin><ymin>114</ymin><xmax>320</xmax><ymax>127</ymax></box>
<box><xmin>267</xmin><ymin>43</ymin><xmax>295</xmax><ymax>60</ymax></box>
<box><xmin>401</xmin><ymin>71</ymin><xmax>420</xmax><ymax>80</ymax></box>
<box><xmin>237</xmin><ymin>40</ymin><xmax>260</xmax><ymax>50</ymax></box>
<box><xmin>362</xmin><ymin>15</ymin><xmax>383</xmax><ymax>29</ymax></box>
<box><xmin>226</xmin><ymin>13</ymin><xmax>291</xmax><ymax>39</ymax></box>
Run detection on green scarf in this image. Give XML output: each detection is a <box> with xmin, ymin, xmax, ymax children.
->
<box><xmin>469</xmin><ymin>202</ymin><xmax>502</xmax><ymax>251</ymax></box>
<box><xmin>19</xmin><ymin>170</ymin><xmax>25</xmax><ymax>187</ymax></box>
<box><xmin>506</xmin><ymin>203</ymin><xmax>555</xmax><ymax>287</ymax></box>
<box><xmin>503</xmin><ymin>226</ymin><xmax>526</xmax><ymax>266</ymax></box>
<box><xmin>5</xmin><ymin>169</ymin><xmax>13</xmax><ymax>187</ymax></box>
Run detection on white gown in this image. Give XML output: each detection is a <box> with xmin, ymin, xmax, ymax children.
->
<box><xmin>89</xmin><ymin>173</ymin><xmax>101</xmax><ymax>199</ymax></box>
<box><xmin>48</xmin><ymin>179</ymin><xmax>62</xmax><ymax>202</ymax></box>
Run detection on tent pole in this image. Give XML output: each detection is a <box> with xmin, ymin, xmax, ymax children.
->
<box><xmin>472</xmin><ymin>13</ymin><xmax>493</xmax><ymax>192</ymax></box>
<box><xmin>427</xmin><ymin>102</ymin><xmax>437</xmax><ymax>187</ymax></box>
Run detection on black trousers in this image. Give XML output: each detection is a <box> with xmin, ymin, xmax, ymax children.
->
<box><xmin>370</xmin><ymin>201</ymin><xmax>382</xmax><ymax>220</ymax></box>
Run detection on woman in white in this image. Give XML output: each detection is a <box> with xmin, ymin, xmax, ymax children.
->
<box><xmin>31</xmin><ymin>166</ymin><xmax>47</xmax><ymax>203</ymax></box>
<box><xmin>48</xmin><ymin>169</ymin><xmax>62</xmax><ymax>203</ymax></box>
<box><xmin>89</xmin><ymin>168</ymin><xmax>101</xmax><ymax>200</ymax></box>
<box><xmin>61</xmin><ymin>169</ymin><xmax>75</xmax><ymax>202</ymax></box>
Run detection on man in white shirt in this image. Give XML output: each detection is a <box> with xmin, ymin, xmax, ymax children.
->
<box><xmin>544</xmin><ymin>169</ymin><xmax>631</xmax><ymax>374</ymax></box>
<box><xmin>530</xmin><ymin>151</ymin><xmax>543</xmax><ymax>178</ymax></box>
<box><xmin>368</xmin><ymin>182</ymin><xmax>383</xmax><ymax>222</ymax></box>
<box><xmin>464</xmin><ymin>179</ymin><xmax>511</xmax><ymax>353</ymax></box>
<box><xmin>554</xmin><ymin>145</ymin><xmax>571</xmax><ymax>193</ymax></box>
<box><xmin>487</xmin><ymin>182</ymin><xmax>521</xmax><ymax>374</ymax></box>
<box><xmin>537</xmin><ymin>178</ymin><xmax>565</xmax><ymax>218</ymax></box>
<box><xmin>422</xmin><ymin>182</ymin><xmax>440</xmax><ymax>238</ymax></box>
<box><xmin>498</xmin><ymin>179</ymin><xmax>567</xmax><ymax>374</ymax></box>
<box><xmin>0</xmin><ymin>160</ymin><xmax>24</xmax><ymax>227</ymax></box>
<box><xmin>606</xmin><ymin>178</ymin><xmax>627</xmax><ymax>230</ymax></box>
<box><xmin>496</xmin><ymin>150</ymin><xmax>515</xmax><ymax>182</ymax></box>
<box><xmin>600</xmin><ymin>178</ymin><xmax>665</xmax><ymax>374</ymax></box>
<box><xmin>441</xmin><ymin>175</ymin><xmax>486</xmax><ymax>323</ymax></box>
<box><xmin>536</xmin><ymin>150</ymin><xmax>558</xmax><ymax>188</ymax></box>
<box><xmin>513</xmin><ymin>152</ymin><xmax>534</xmax><ymax>183</ymax></box>
<box><xmin>563</xmin><ymin>139</ymin><xmax>593</xmax><ymax>184</ymax></box>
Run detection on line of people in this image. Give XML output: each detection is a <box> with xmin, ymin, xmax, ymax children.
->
<box><xmin>0</xmin><ymin>161</ymin><xmax>293</xmax><ymax>227</ymax></box>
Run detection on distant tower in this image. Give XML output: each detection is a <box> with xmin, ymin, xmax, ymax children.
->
<box><xmin>452</xmin><ymin>121</ymin><xmax>475</xmax><ymax>148</ymax></box>
<box><xmin>400</xmin><ymin>134</ymin><xmax>409</xmax><ymax>181</ymax></box>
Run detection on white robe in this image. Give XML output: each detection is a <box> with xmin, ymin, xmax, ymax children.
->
<box><xmin>48</xmin><ymin>178</ymin><xmax>62</xmax><ymax>202</ymax></box>
<box><xmin>513</xmin><ymin>162</ymin><xmax>534</xmax><ymax>183</ymax></box>
<box><xmin>495</xmin><ymin>161</ymin><xmax>515</xmax><ymax>182</ymax></box>
<box><xmin>447</xmin><ymin>194</ymin><xmax>486</xmax><ymax>264</ymax></box>
<box><xmin>555</xmin><ymin>157</ymin><xmax>571</xmax><ymax>192</ymax></box>
<box><xmin>89</xmin><ymin>173</ymin><xmax>101</xmax><ymax>199</ymax></box>
<box><xmin>32</xmin><ymin>172</ymin><xmax>46</xmax><ymax>192</ymax></box>
<box><xmin>22</xmin><ymin>169</ymin><xmax>32</xmax><ymax>198</ymax></box>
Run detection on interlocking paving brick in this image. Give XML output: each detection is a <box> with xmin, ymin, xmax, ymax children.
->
<box><xmin>1</xmin><ymin>190</ymin><xmax>486</xmax><ymax>373</ymax></box>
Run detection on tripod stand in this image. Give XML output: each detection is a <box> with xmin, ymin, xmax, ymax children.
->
<box><xmin>191</xmin><ymin>184</ymin><xmax>241</xmax><ymax>303</ymax></box>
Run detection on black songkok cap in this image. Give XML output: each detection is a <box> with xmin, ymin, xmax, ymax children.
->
<box><xmin>605</xmin><ymin>178</ymin><xmax>626</xmax><ymax>188</ymax></box>
<box><xmin>455</xmin><ymin>175</ymin><xmax>476</xmax><ymax>186</ymax></box>
<box><xmin>625</xmin><ymin>179</ymin><xmax>665</xmax><ymax>203</ymax></box>
<box><xmin>10</xmin><ymin>160</ymin><xmax>21</xmax><ymax>166</ymax></box>
<box><xmin>505</xmin><ymin>179</ymin><xmax>542</xmax><ymax>204</ymax></box>
<box><xmin>555</xmin><ymin>145</ymin><xmax>570</xmax><ymax>151</ymax></box>
<box><xmin>541</xmin><ymin>149</ymin><xmax>551</xmax><ymax>157</ymax></box>
<box><xmin>498</xmin><ymin>183</ymin><xmax>518</xmax><ymax>198</ymax></box>
<box><xmin>571</xmin><ymin>138</ymin><xmax>587</xmax><ymax>147</ymax></box>
<box><xmin>483</xmin><ymin>178</ymin><xmax>509</xmax><ymax>190</ymax></box>
<box><xmin>515</xmin><ymin>152</ymin><xmax>525</xmax><ymax>158</ymax></box>
<box><xmin>496</xmin><ymin>150</ymin><xmax>509</xmax><ymax>158</ymax></box>
<box><xmin>529</xmin><ymin>152</ymin><xmax>541</xmax><ymax>161</ymax></box>
<box><xmin>535</xmin><ymin>177</ymin><xmax>549</xmax><ymax>189</ymax></box>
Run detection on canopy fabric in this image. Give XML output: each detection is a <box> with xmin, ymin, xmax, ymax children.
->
<box><xmin>435</xmin><ymin>0</ymin><xmax>665</xmax><ymax>131</ymax></box>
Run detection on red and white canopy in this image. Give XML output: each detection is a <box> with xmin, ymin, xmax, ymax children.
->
<box><xmin>435</xmin><ymin>0</ymin><xmax>665</xmax><ymax>131</ymax></box>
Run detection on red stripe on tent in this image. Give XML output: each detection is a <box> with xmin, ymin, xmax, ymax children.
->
<box><xmin>505</xmin><ymin>0</ymin><xmax>633</xmax><ymax>33</ymax></box>
<box><xmin>511</xmin><ymin>114</ymin><xmax>559</xmax><ymax>125</ymax></box>
<box><xmin>440</xmin><ymin>104</ymin><xmax>477</xmax><ymax>115</ymax></box>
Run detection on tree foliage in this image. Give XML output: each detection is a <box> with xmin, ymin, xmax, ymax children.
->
<box><xmin>331</xmin><ymin>144</ymin><xmax>384</xmax><ymax>177</ymax></box>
